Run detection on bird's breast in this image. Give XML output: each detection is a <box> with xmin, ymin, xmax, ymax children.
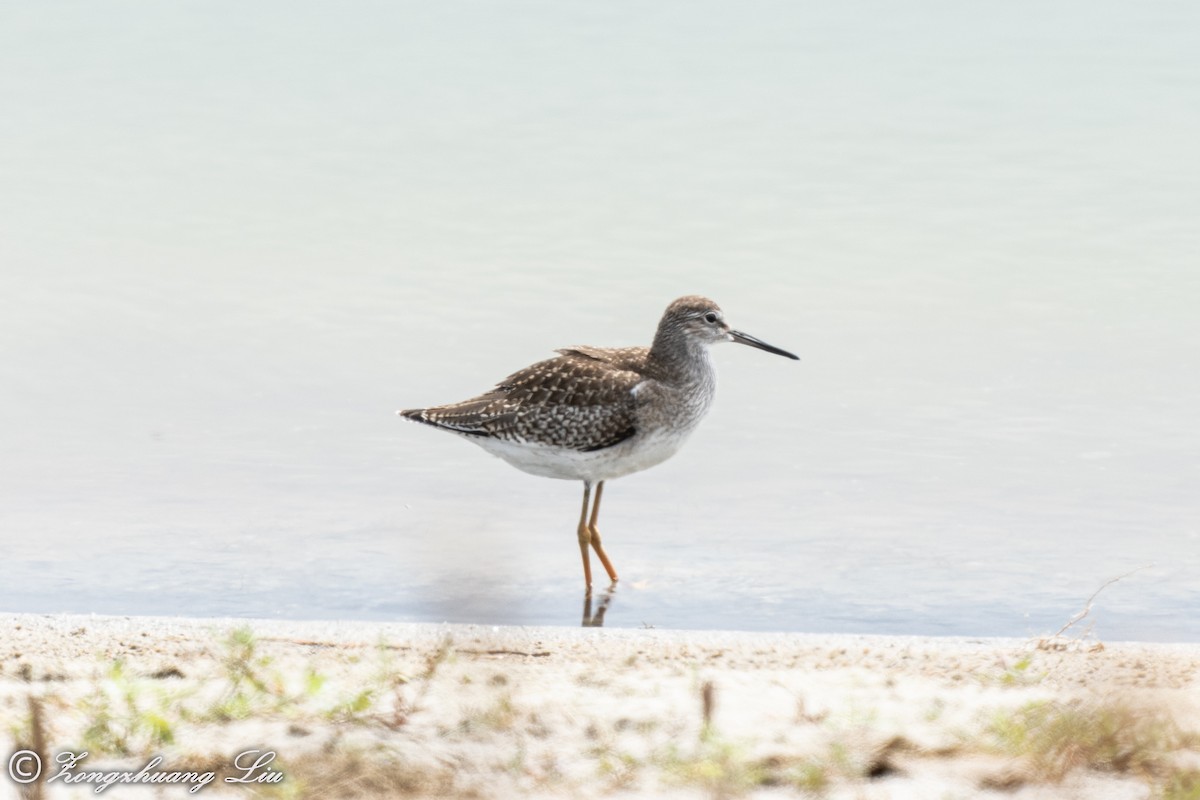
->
<box><xmin>633</xmin><ymin>364</ymin><xmax>717</xmax><ymax>438</ymax></box>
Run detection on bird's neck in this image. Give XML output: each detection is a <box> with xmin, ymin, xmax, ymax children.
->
<box><xmin>647</xmin><ymin>332</ymin><xmax>714</xmax><ymax>389</ymax></box>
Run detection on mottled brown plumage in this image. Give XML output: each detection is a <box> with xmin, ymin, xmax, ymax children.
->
<box><xmin>398</xmin><ymin>295</ymin><xmax>798</xmax><ymax>590</ymax></box>
<box><xmin>400</xmin><ymin>346</ymin><xmax>650</xmax><ymax>451</ymax></box>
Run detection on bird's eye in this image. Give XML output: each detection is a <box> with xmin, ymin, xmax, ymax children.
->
<box><xmin>703</xmin><ymin>312</ymin><xmax>718</xmax><ymax>324</ymax></box>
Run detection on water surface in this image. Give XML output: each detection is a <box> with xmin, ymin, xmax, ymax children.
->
<box><xmin>2</xmin><ymin>2</ymin><xmax>1198</xmax><ymax>640</ymax></box>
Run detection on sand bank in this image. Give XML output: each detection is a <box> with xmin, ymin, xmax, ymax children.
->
<box><xmin>2</xmin><ymin>613</ymin><xmax>1198</xmax><ymax>799</ymax></box>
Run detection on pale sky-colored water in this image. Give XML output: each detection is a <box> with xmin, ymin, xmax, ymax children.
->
<box><xmin>2</xmin><ymin>2</ymin><xmax>1198</xmax><ymax>639</ymax></box>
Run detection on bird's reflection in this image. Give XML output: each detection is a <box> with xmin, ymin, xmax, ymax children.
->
<box><xmin>582</xmin><ymin>585</ymin><xmax>616</xmax><ymax>627</ymax></box>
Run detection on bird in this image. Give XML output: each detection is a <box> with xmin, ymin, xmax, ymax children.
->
<box><xmin>398</xmin><ymin>295</ymin><xmax>798</xmax><ymax>591</ymax></box>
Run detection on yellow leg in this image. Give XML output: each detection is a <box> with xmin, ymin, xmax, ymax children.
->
<box><xmin>588</xmin><ymin>481</ymin><xmax>620</xmax><ymax>584</ymax></box>
<box><xmin>577</xmin><ymin>482</ymin><xmax>593</xmax><ymax>590</ymax></box>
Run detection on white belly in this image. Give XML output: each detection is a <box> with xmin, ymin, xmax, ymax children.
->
<box><xmin>460</xmin><ymin>362</ymin><xmax>716</xmax><ymax>484</ymax></box>
<box><xmin>468</xmin><ymin>427</ymin><xmax>694</xmax><ymax>483</ymax></box>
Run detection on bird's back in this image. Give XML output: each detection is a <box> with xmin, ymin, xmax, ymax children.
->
<box><xmin>400</xmin><ymin>346</ymin><xmax>651</xmax><ymax>452</ymax></box>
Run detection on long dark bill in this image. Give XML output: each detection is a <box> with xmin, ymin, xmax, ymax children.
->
<box><xmin>729</xmin><ymin>329</ymin><xmax>800</xmax><ymax>360</ymax></box>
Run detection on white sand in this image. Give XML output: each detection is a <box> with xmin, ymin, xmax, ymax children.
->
<box><xmin>2</xmin><ymin>613</ymin><xmax>1199</xmax><ymax>799</ymax></box>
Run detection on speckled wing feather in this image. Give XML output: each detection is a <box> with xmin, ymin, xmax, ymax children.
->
<box><xmin>401</xmin><ymin>347</ymin><xmax>650</xmax><ymax>451</ymax></box>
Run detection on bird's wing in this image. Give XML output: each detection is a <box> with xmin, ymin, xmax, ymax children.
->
<box><xmin>403</xmin><ymin>352</ymin><xmax>645</xmax><ymax>452</ymax></box>
<box><xmin>555</xmin><ymin>345</ymin><xmax>649</xmax><ymax>372</ymax></box>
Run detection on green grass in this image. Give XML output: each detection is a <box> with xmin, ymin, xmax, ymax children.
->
<box><xmin>1161</xmin><ymin>771</ymin><xmax>1200</xmax><ymax>800</ymax></box>
<box><xmin>66</xmin><ymin>627</ymin><xmax>455</xmax><ymax>759</ymax></box>
<box><xmin>660</xmin><ymin>734</ymin><xmax>768</xmax><ymax>799</ymax></box>
<box><xmin>987</xmin><ymin>698</ymin><xmax>1185</xmax><ymax>781</ymax></box>
<box><xmin>79</xmin><ymin>659</ymin><xmax>177</xmax><ymax>755</ymax></box>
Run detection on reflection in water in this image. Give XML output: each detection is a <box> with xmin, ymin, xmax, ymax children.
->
<box><xmin>582</xmin><ymin>586</ymin><xmax>616</xmax><ymax>627</ymax></box>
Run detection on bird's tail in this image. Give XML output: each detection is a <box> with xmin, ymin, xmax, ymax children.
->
<box><xmin>396</xmin><ymin>406</ymin><xmax>496</xmax><ymax>437</ymax></box>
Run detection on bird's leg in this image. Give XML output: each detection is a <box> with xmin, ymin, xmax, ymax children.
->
<box><xmin>588</xmin><ymin>480</ymin><xmax>619</xmax><ymax>584</ymax></box>
<box><xmin>577</xmin><ymin>482</ymin><xmax>594</xmax><ymax>591</ymax></box>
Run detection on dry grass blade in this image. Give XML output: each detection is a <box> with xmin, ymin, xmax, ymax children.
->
<box><xmin>17</xmin><ymin>695</ymin><xmax>47</xmax><ymax>800</ymax></box>
<box><xmin>1045</xmin><ymin>564</ymin><xmax>1152</xmax><ymax>645</ymax></box>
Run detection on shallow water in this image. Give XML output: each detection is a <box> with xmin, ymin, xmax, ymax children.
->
<box><xmin>2</xmin><ymin>2</ymin><xmax>1198</xmax><ymax>640</ymax></box>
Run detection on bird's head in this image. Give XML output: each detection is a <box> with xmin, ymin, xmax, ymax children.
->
<box><xmin>659</xmin><ymin>295</ymin><xmax>799</xmax><ymax>359</ymax></box>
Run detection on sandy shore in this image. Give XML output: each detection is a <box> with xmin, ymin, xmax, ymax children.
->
<box><xmin>2</xmin><ymin>613</ymin><xmax>1198</xmax><ymax>799</ymax></box>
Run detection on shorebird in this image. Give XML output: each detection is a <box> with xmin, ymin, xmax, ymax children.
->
<box><xmin>399</xmin><ymin>295</ymin><xmax>798</xmax><ymax>590</ymax></box>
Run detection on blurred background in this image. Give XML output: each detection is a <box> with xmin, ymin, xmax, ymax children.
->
<box><xmin>1</xmin><ymin>1</ymin><xmax>1197</xmax><ymax>639</ymax></box>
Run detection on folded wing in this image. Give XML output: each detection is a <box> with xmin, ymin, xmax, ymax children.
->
<box><xmin>401</xmin><ymin>349</ymin><xmax>648</xmax><ymax>452</ymax></box>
